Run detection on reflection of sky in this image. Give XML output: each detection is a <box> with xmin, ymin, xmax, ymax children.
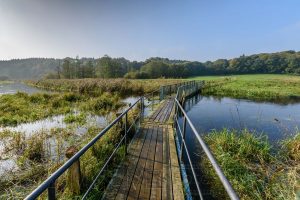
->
<box><xmin>0</xmin><ymin>82</ymin><xmax>50</xmax><ymax>95</ymax></box>
<box><xmin>184</xmin><ymin>95</ymin><xmax>300</xmax><ymax>143</ymax></box>
<box><xmin>0</xmin><ymin>114</ymin><xmax>108</xmax><ymax>137</ymax></box>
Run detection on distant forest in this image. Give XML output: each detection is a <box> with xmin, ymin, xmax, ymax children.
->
<box><xmin>0</xmin><ymin>50</ymin><xmax>300</xmax><ymax>80</ymax></box>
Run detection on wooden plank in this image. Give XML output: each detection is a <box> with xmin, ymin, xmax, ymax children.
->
<box><xmin>127</xmin><ymin>127</ymin><xmax>154</xmax><ymax>200</ymax></box>
<box><xmin>157</xmin><ymin>101</ymin><xmax>170</xmax><ymax>122</ymax></box>
<box><xmin>168</xmin><ymin>125</ymin><xmax>184</xmax><ymax>200</ymax></box>
<box><xmin>162</xmin><ymin>100</ymin><xmax>173</xmax><ymax>122</ymax></box>
<box><xmin>150</xmin><ymin>101</ymin><xmax>166</xmax><ymax>121</ymax></box>
<box><xmin>102</xmin><ymin>127</ymin><xmax>148</xmax><ymax>200</ymax></box>
<box><xmin>150</xmin><ymin>126</ymin><xmax>163</xmax><ymax>199</ymax></box>
<box><xmin>114</xmin><ymin>127</ymin><xmax>151</xmax><ymax>200</ymax></box>
<box><xmin>162</xmin><ymin>126</ymin><xmax>172</xmax><ymax>200</ymax></box>
<box><xmin>138</xmin><ymin>127</ymin><xmax>158</xmax><ymax>199</ymax></box>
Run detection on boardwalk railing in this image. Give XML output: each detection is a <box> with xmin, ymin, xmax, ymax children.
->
<box><xmin>25</xmin><ymin>97</ymin><xmax>144</xmax><ymax>200</ymax></box>
<box><xmin>174</xmin><ymin>83</ymin><xmax>239</xmax><ymax>200</ymax></box>
<box><xmin>159</xmin><ymin>80</ymin><xmax>198</xmax><ymax>100</ymax></box>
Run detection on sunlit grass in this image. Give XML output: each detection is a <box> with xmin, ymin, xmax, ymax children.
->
<box><xmin>188</xmin><ymin>74</ymin><xmax>300</xmax><ymax>101</ymax></box>
<box><xmin>201</xmin><ymin>129</ymin><xmax>300</xmax><ymax>200</ymax></box>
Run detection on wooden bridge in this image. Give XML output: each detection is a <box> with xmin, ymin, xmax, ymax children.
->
<box><xmin>25</xmin><ymin>81</ymin><xmax>239</xmax><ymax>200</ymax></box>
<box><xmin>103</xmin><ymin>99</ymin><xmax>184</xmax><ymax>200</ymax></box>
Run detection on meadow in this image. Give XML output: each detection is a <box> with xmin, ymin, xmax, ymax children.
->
<box><xmin>189</xmin><ymin>74</ymin><xmax>300</xmax><ymax>102</ymax></box>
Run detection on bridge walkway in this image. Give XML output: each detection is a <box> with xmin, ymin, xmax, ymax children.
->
<box><xmin>103</xmin><ymin>99</ymin><xmax>184</xmax><ymax>200</ymax></box>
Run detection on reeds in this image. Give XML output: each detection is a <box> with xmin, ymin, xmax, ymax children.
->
<box><xmin>200</xmin><ymin>129</ymin><xmax>300</xmax><ymax>200</ymax></box>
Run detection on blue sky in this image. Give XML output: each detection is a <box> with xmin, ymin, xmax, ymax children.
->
<box><xmin>0</xmin><ymin>0</ymin><xmax>300</xmax><ymax>61</ymax></box>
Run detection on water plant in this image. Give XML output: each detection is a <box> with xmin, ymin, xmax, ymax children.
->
<box><xmin>200</xmin><ymin>129</ymin><xmax>300</xmax><ymax>200</ymax></box>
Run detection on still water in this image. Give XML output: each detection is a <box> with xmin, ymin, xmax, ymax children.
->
<box><xmin>183</xmin><ymin>94</ymin><xmax>300</xmax><ymax>143</ymax></box>
<box><xmin>178</xmin><ymin>94</ymin><xmax>300</xmax><ymax>199</ymax></box>
<box><xmin>0</xmin><ymin>82</ymin><xmax>49</xmax><ymax>95</ymax></box>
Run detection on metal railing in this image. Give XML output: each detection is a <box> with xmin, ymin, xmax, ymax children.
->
<box><xmin>174</xmin><ymin>84</ymin><xmax>239</xmax><ymax>200</ymax></box>
<box><xmin>160</xmin><ymin>80</ymin><xmax>198</xmax><ymax>100</ymax></box>
<box><xmin>25</xmin><ymin>97</ymin><xmax>144</xmax><ymax>200</ymax></box>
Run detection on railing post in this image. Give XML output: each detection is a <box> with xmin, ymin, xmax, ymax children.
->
<box><xmin>65</xmin><ymin>146</ymin><xmax>81</xmax><ymax>195</ymax></box>
<box><xmin>152</xmin><ymin>92</ymin><xmax>154</xmax><ymax>111</ymax></box>
<box><xmin>48</xmin><ymin>182</ymin><xmax>56</xmax><ymax>200</ymax></box>
<box><xmin>125</xmin><ymin>112</ymin><xmax>128</xmax><ymax>155</ymax></box>
<box><xmin>180</xmin><ymin>116</ymin><xmax>187</xmax><ymax>160</ymax></box>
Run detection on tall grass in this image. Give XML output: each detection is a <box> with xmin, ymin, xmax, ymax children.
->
<box><xmin>0</xmin><ymin>101</ymin><xmax>141</xmax><ymax>199</ymax></box>
<box><xmin>26</xmin><ymin>78</ymin><xmax>183</xmax><ymax>95</ymax></box>
<box><xmin>200</xmin><ymin>129</ymin><xmax>300</xmax><ymax>200</ymax></box>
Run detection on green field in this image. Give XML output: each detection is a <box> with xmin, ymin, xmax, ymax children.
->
<box><xmin>188</xmin><ymin>74</ymin><xmax>300</xmax><ymax>102</ymax></box>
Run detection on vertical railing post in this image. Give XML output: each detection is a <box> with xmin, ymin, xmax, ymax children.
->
<box><xmin>125</xmin><ymin>112</ymin><xmax>128</xmax><ymax>155</ymax></box>
<box><xmin>152</xmin><ymin>92</ymin><xmax>154</xmax><ymax>111</ymax></box>
<box><xmin>180</xmin><ymin>116</ymin><xmax>187</xmax><ymax>160</ymax></box>
<box><xmin>48</xmin><ymin>182</ymin><xmax>56</xmax><ymax>200</ymax></box>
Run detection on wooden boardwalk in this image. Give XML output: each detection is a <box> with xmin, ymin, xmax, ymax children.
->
<box><xmin>103</xmin><ymin>99</ymin><xmax>184</xmax><ymax>200</ymax></box>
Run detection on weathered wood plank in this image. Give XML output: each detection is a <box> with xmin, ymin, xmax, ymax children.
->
<box><xmin>168</xmin><ymin>125</ymin><xmax>184</xmax><ymax>200</ymax></box>
<box><xmin>102</xmin><ymin>127</ymin><xmax>148</xmax><ymax>200</ymax></box>
<box><xmin>127</xmin><ymin>127</ymin><xmax>154</xmax><ymax>200</ymax></box>
<box><xmin>150</xmin><ymin>126</ymin><xmax>163</xmax><ymax>199</ymax></box>
<box><xmin>115</xmin><ymin>127</ymin><xmax>153</xmax><ymax>200</ymax></box>
<box><xmin>162</xmin><ymin>126</ymin><xmax>172</xmax><ymax>200</ymax></box>
<box><xmin>138</xmin><ymin>127</ymin><xmax>158</xmax><ymax>199</ymax></box>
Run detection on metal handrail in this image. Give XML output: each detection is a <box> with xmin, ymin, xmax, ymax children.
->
<box><xmin>25</xmin><ymin>97</ymin><xmax>143</xmax><ymax>200</ymax></box>
<box><xmin>174</xmin><ymin>92</ymin><xmax>239</xmax><ymax>200</ymax></box>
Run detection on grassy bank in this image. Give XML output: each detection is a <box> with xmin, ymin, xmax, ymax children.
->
<box><xmin>0</xmin><ymin>92</ymin><xmax>123</xmax><ymax>126</ymax></box>
<box><xmin>189</xmin><ymin>74</ymin><xmax>300</xmax><ymax>102</ymax></box>
<box><xmin>0</xmin><ymin>80</ymin><xmax>13</xmax><ymax>84</ymax></box>
<box><xmin>201</xmin><ymin>129</ymin><xmax>300</xmax><ymax>200</ymax></box>
<box><xmin>26</xmin><ymin>78</ymin><xmax>183</xmax><ymax>95</ymax></box>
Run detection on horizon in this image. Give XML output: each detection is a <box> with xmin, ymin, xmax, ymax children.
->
<box><xmin>0</xmin><ymin>49</ymin><xmax>298</xmax><ymax>63</ymax></box>
<box><xmin>1</xmin><ymin>0</ymin><xmax>300</xmax><ymax>61</ymax></box>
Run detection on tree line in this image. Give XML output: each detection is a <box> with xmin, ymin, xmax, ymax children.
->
<box><xmin>1</xmin><ymin>50</ymin><xmax>299</xmax><ymax>80</ymax></box>
<box><xmin>51</xmin><ymin>50</ymin><xmax>300</xmax><ymax>79</ymax></box>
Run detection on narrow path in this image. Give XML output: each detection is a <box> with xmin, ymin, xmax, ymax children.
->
<box><xmin>103</xmin><ymin>99</ymin><xmax>184</xmax><ymax>200</ymax></box>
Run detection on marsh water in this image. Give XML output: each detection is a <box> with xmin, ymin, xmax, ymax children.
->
<box><xmin>0</xmin><ymin>82</ymin><xmax>141</xmax><ymax>176</ymax></box>
<box><xmin>0</xmin><ymin>82</ymin><xmax>49</xmax><ymax>95</ymax></box>
<box><xmin>183</xmin><ymin>94</ymin><xmax>300</xmax><ymax>143</ymax></box>
<box><xmin>179</xmin><ymin>94</ymin><xmax>300</xmax><ymax>198</ymax></box>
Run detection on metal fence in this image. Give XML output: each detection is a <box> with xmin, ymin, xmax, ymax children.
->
<box><xmin>24</xmin><ymin>97</ymin><xmax>144</xmax><ymax>200</ymax></box>
<box><xmin>159</xmin><ymin>80</ymin><xmax>198</xmax><ymax>100</ymax></box>
<box><xmin>173</xmin><ymin>84</ymin><xmax>239</xmax><ymax>200</ymax></box>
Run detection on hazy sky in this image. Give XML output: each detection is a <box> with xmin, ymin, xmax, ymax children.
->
<box><xmin>0</xmin><ymin>0</ymin><xmax>300</xmax><ymax>61</ymax></box>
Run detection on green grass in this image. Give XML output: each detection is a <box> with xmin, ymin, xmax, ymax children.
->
<box><xmin>0</xmin><ymin>80</ymin><xmax>13</xmax><ymax>84</ymax></box>
<box><xmin>188</xmin><ymin>74</ymin><xmax>300</xmax><ymax>102</ymax></box>
<box><xmin>0</xmin><ymin>92</ymin><xmax>123</xmax><ymax>127</ymax></box>
<box><xmin>201</xmin><ymin>129</ymin><xmax>300</xmax><ymax>200</ymax></box>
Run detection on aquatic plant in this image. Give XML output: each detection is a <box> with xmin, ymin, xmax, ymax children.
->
<box><xmin>200</xmin><ymin>129</ymin><xmax>299</xmax><ymax>200</ymax></box>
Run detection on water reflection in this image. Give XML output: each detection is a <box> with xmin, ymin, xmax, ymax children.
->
<box><xmin>183</xmin><ymin>94</ymin><xmax>300</xmax><ymax>143</ymax></box>
<box><xmin>178</xmin><ymin>94</ymin><xmax>300</xmax><ymax>199</ymax></box>
<box><xmin>0</xmin><ymin>82</ymin><xmax>50</xmax><ymax>95</ymax></box>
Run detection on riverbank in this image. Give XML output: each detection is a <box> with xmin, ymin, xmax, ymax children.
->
<box><xmin>201</xmin><ymin>129</ymin><xmax>300</xmax><ymax>200</ymax></box>
<box><xmin>189</xmin><ymin>74</ymin><xmax>300</xmax><ymax>102</ymax></box>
